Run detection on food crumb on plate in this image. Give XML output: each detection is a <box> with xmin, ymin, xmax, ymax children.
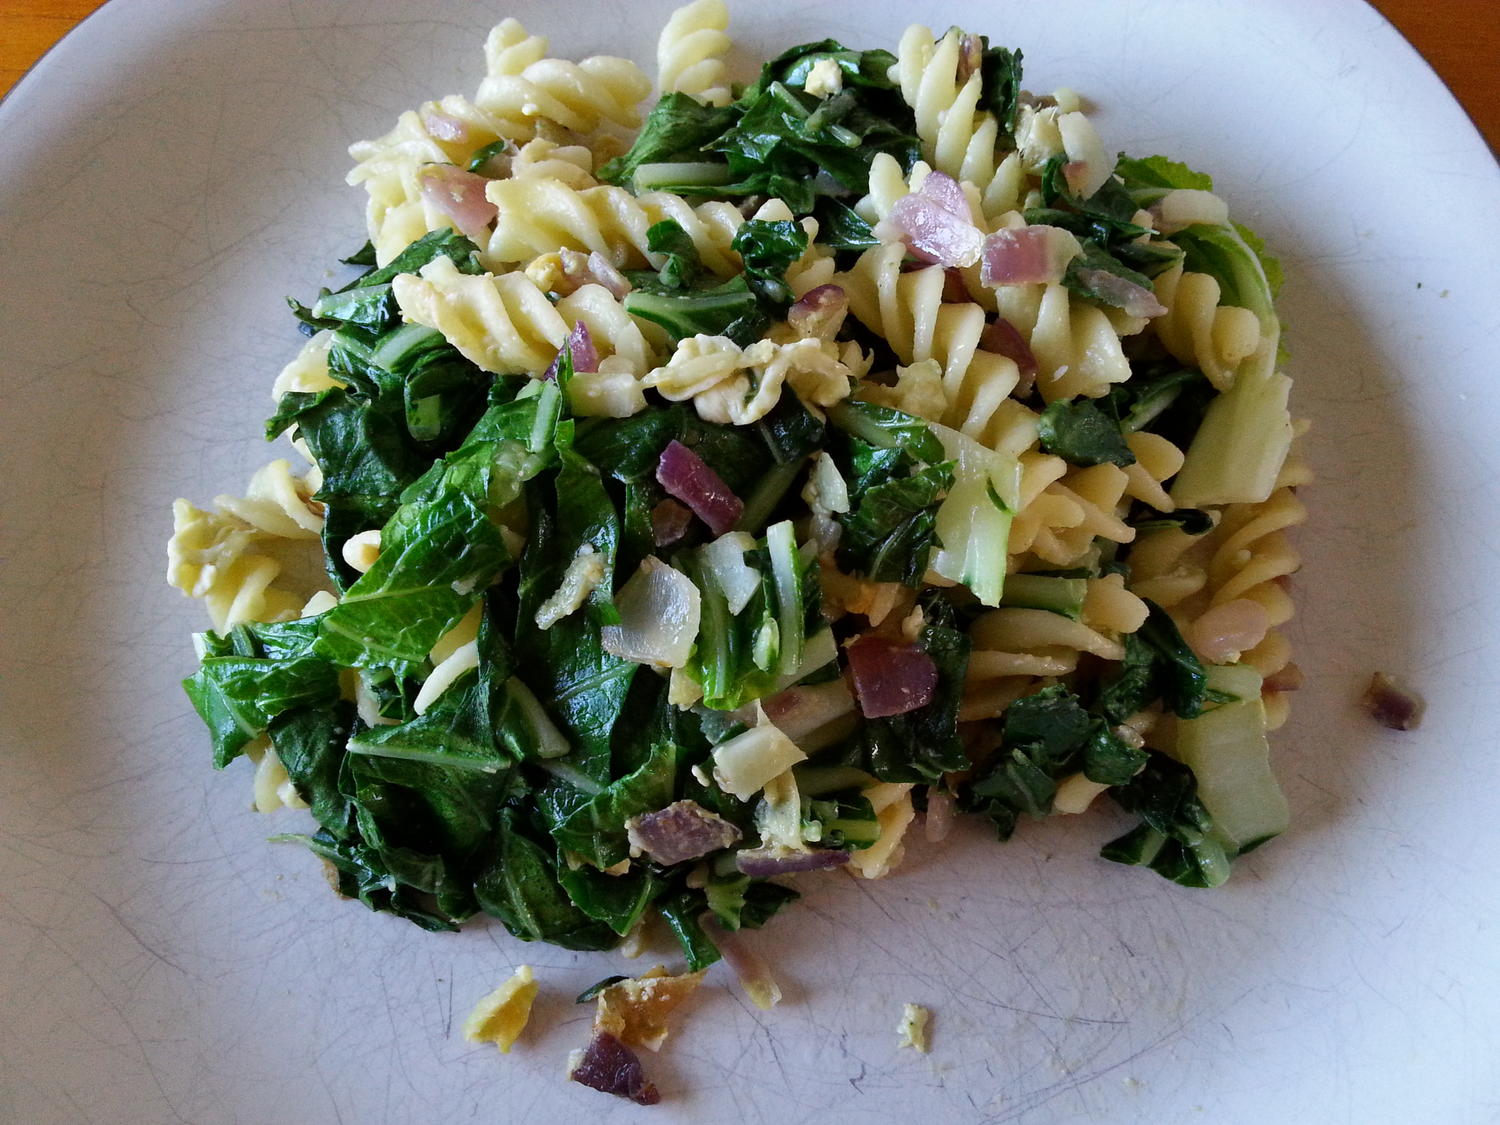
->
<box><xmin>897</xmin><ymin>1002</ymin><xmax>932</xmax><ymax>1053</ymax></box>
<box><xmin>462</xmin><ymin>965</ymin><xmax>538</xmax><ymax>1054</ymax></box>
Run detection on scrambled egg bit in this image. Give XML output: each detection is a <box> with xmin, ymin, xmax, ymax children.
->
<box><xmin>897</xmin><ymin>1003</ymin><xmax>932</xmax><ymax>1053</ymax></box>
<box><xmin>463</xmin><ymin>965</ymin><xmax>539</xmax><ymax>1054</ymax></box>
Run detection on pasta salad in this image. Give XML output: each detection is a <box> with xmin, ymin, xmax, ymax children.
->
<box><xmin>168</xmin><ymin>0</ymin><xmax>1307</xmax><ymax>1078</ymax></box>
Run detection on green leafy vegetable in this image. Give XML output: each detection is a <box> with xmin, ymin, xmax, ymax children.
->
<box><xmin>1037</xmin><ymin>399</ymin><xmax>1137</xmax><ymax>467</ymax></box>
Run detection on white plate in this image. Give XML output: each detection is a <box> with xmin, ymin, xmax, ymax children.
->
<box><xmin>2</xmin><ymin>2</ymin><xmax>1498</xmax><ymax>1122</ymax></box>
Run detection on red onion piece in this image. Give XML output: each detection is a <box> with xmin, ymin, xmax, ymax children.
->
<box><xmin>924</xmin><ymin>787</ymin><xmax>955</xmax><ymax>843</ymax></box>
<box><xmin>420</xmin><ymin>108</ymin><xmax>470</xmax><ymax>144</ymax></box>
<box><xmin>980</xmin><ymin>226</ymin><xmax>1075</xmax><ymax>286</ymax></box>
<box><xmin>734</xmin><ymin>847</ymin><xmax>850</xmax><ymax>877</ymax></box>
<box><xmin>704</xmin><ymin>917</ymin><xmax>782</xmax><ymax>1009</ymax></box>
<box><xmin>1262</xmin><ymin>662</ymin><xmax>1304</xmax><ymax>693</ymax></box>
<box><xmin>885</xmin><ymin>194</ymin><xmax>983</xmax><ymax>268</ymax></box>
<box><xmin>787</xmin><ymin>284</ymin><xmax>848</xmax><ymax>340</ymax></box>
<box><xmin>543</xmin><ymin>321</ymin><xmax>597</xmax><ymax>380</ymax></box>
<box><xmin>847</xmin><ymin>634</ymin><xmax>938</xmax><ymax>718</ymax></box>
<box><xmin>656</xmin><ymin>440</ymin><xmax>743</xmax><ymax>536</ymax></box>
<box><xmin>1071</xmin><ymin>268</ymin><xmax>1167</xmax><ymax>318</ymax></box>
<box><xmin>650</xmin><ymin>499</ymin><xmax>693</xmax><ymax>547</ymax></box>
<box><xmin>1062</xmin><ymin>160</ymin><xmax>1093</xmax><ymax>197</ymax></box>
<box><xmin>626</xmin><ymin>800</ymin><xmax>742</xmax><ymax>866</ymax></box>
<box><xmin>956</xmin><ymin>34</ymin><xmax>985</xmax><ymax>86</ymax></box>
<box><xmin>586</xmin><ymin>251</ymin><xmax>633</xmax><ymax>299</ymax></box>
<box><xmin>917</xmin><ymin>170</ymin><xmax>971</xmax><ymax>219</ymax></box>
<box><xmin>569</xmin><ymin>1031</ymin><xmax>660</xmax><ymax>1105</ymax></box>
<box><xmin>1361</xmin><ymin>672</ymin><xmax>1424</xmax><ymax>731</ymax></box>
<box><xmin>417</xmin><ymin>165</ymin><xmax>497</xmax><ymax>241</ymax></box>
<box><xmin>941</xmin><ymin>269</ymin><xmax>969</xmax><ymax>304</ymax></box>
<box><xmin>979</xmin><ymin>317</ymin><xmax>1039</xmax><ymax>389</ymax></box>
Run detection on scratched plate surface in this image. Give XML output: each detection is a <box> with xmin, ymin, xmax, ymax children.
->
<box><xmin>2</xmin><ymin>1</ymin><xmax>1498</xmax><ymax>1121</ymax></box>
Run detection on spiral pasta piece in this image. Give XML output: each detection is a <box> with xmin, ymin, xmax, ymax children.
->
<box><xmin>1121</xmin><ymin>430</ymin><xmax>1187</xmax><ymax>512</ymax></box>
<box><xmin>657</xmin><ymin>0</ymin><xmax>733</xmax><ymax>106</ymax></box>
<box><xmin>991</xmin><ymin>280</ymin><xmax>1137</xmax><ymax>401</ymax></box>
<box><xmin>511</xmin><ymin>137</ymin><xmax>598</xmax><ymax>188</ymax></box>
<box><xmin>214</xmin><ymin>459</ymin><xmax>324</xmax><ymax>541</ymax></box>
<box><xmin>393</xmin><ymin>256</ymin><xmax>570</xmax><ymax>374</ymax></box>
<box><xmin>642</xmin><ymin>334</ymin><xmax>863</xmax><ymax>425</ymax></box>
<box><xmin>891</xmin><ymin>25</ymin><xmax>1026</xmax><ymax>218</ymax></box>
<box><xmin>1125</xmin><ymin>439</ymin><xmax>1309</xmax><ymax>726</ymax></box>
<box><xmin>167</xmin><ymin>459</ymin><xmax>324</xmax><ymax>633</ymax></box>
<box><xmin>1151</xmin><ymin>261</ymin><xmax>1263</xmax><ymax>391</ymax></box>
<box><xmin>838</xmin><ymin>243</ymin><xmax>1026</xmax><ymax>452</ymax></box>
<box><xmin>483</xmin><ymin>178</ymin><xmax>744</xmax><ymax>273</ymax></box>
<box><xmin>1008</xmin><ymin>460</ymin><xmax>1135</xmax><ymax>569</ymax></box>
<box><xmin>962</xmin><ymin>606</ymin><xmax>1129</xmax><ymax>719</ymax></box>
<box><xmin>347</xmin><ymin>96</ymin><xmax>514</xmax><ymax>264</ymax></box>
<box><xmin>476</xmin><ymin>19</ymin><xmax>651</xmax><ymax>138</ymax></box>
<box><xmin>554</xmin><ymin>283</ymin><xmax>660</xmax><ymax>375</ymax></box>
<box><xmin>272</xmin><ymin>331</ymin><xmax>341</xmax><ymax>400</ymax></box>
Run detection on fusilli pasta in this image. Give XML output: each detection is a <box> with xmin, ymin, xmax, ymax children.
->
<box><xmin>657</xmin><ymin>0</ymin><xmax>733</xmax><ymax>106</ymax></box>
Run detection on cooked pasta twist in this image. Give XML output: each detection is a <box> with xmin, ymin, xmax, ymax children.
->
<box><xmin>891</xmin><ymin>25</ymin><xmax>1026</xmax><ymax>218</ymax></box>
<box><xmin>511</xmin><ymin>137</ymin><xmax>597</xmax><ymax>188</ymax></box>
<box><xmin>483</xmin><ymin>178</ymin><xmax>744</xmax><ymax>273</ymax></box>
<box><xmin>642</xmin><ymin>334</ymin><xmax>863</xmax><ymax>425</ymax></box>
<box><xmin>393</xmin><ymin>256</ymin><xmax>569</xmax><ymax>374</ymax></box>
<box><xmin>838</xmin><ymin>242</ymin><xmax>1029</xmax><ymax>451</ymax></box>
<box><xmin>393</xmin><ymin>258</ymin><xmax>657</xmax><ymax>378</ymax></box>
<box><xmin>1007</xmin><ymin>457</ymin><xmax>1135</xmax><ymax>569</ymax></box>
<box><xmin>347</xmin><ymin>96</ymin><xmax>513</xmax><ymax>264</ymax></box>
<box><xmin>476</xmin><ymin>19</ymin><xmax>652</xmax><ymax>137</ymax></box>
<box><xmin>657</xmin><ymin>0</ymin><xmax>733</xmax><ymax>106</ymax></box>
<box><xmin>1150</xmin><ymin>261</ymin><xmax>1263</xmax><ymax>392</ymax></box>
<box><xmin>961</xmin><ymin>578</ymin><xmax>1147</xmax><ymax>720</ymax></box>
<box><xmin>990</xmin><ymin>280</ymin><xmax>1139</xmax><ymax>401</ymax></box>
<box><xmin>168</xmin><ymin>459</ymin><xmax>325</xmax><ymax>632</ymax></box>
<box><xmin>1126</xmin><ymin>441</ymin><xmax>1310</xmax><ymax>727</ymax></box>
<box><xmin>214</xmin><ymin>459</ymin><xmax>324</xmax><ymax>541</ymax></box>
<box><xmin>271</xmin><ymin>331</ymin><xmax>341</xmax><ymax>400</ymax></box>
<box><xmin>555</xmin><ymin>283</ymin><xmax>660</xmax><ymax>375</ymax></box>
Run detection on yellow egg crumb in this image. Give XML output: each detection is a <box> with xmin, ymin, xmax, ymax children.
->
<box><xmin>897</xmin><ymin>1003</ymin><xmax>931</xmax><ymax>1053</ymax></box>
<box><xmin>596</xmin><ymin>965</ymin><xmax>706</xmax><ymax>1052</ymax></box>
<box><xmin>463</xmin><ymin>965</ymin><xmax>539</xmax><ymax>1054</ymax></box>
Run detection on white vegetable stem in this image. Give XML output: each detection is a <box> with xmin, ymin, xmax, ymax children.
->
<box><xmin>600</xmin><ymin>556</ymin><xmax>701</xmax><ymax>668</ymax></box>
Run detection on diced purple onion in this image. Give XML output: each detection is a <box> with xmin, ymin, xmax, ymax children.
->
<box><xmin>980</xmin><ymin>226</ymin><xmax>1073</xmax><ymax>287</ymax></box>
<box><xmin>917</xmin><ymin>170</ymin><xmax>972</xmax><ymax>220</ymax></box>
<box><xmin>924</xmin><ymin>787</ymin><xmax>955</xmax><ymax>844</ymax></box>
<box><xmin>586</xmin><ymin>252</ymin><xmax>633</xmax><ymax>299</ymax></box>
<box><xmin>569</xmin><ymin>1031</ymin><xmax>660</xmax><ymax>1105</ymax></box>
<box><xmin>884</xmin><ymin>193</ymin><xmax>984</xmax><ymax>268</ymax></box>
<box><xmin>1263</xmin><ymin>662</ymin><xmax>1304</xmax><ymax>693</ymax></box>
<box><xmin>656</xmin><ymin>440</ymin><xmax>743</xmax><ymax>536</ymax></box>
<box><xmin>941</xmin><ymin>269</ymin><xmax>971</xmax><ymax>304</ymax></box>
<box><xmin>650</xmin><ymin>499</ymin><xmax>693</xmax><ymax>547</ymax></box>
<box><xmin>704</xmin><ymin>917</ymin><xmax>782</xmax><ymax>1009</ymax></box>
<box><xmin>420</xmin><ymin>108</ymin><xmax>470</xmax><ymax>144</ymax></box>
<box><xmin>626</xmin><ymin>800</ymin><xmax>742</xmax><ymax>866</ymax></box>
<box><xmin>1070</xmin><ymin>268</ymin><xmax>1167</xmax><ymax>318</ymax></box>
<box><xmin>734</xmin><ymin>847</ymin><xmax>850</xmax><ymax>877</ymax></box>
<box><xmin>1362</xmin><ymin>672</ymin><xmax>1424</xmax><ymax>731</ymax></box>
<box><xmin>979</xmin><ymin>317</ymin><xmax>1039</xmax><ymax>393</ymax></box>
<box><xmin>1061</xmin><ymin>159</ymin><xmax>1093</xmax><ymax>197</ymax></box>
<box><xmin>416</xmin><ymin>165</ymin><xmax>497</xmax><ymax>241</ymax></box>
<box><xmin>787</xmin><ymin>284</ymin><xmax>848</xmax><ymax>340</ymax></box>
<box><xmin>956</xmin><ymin>34</ymin><xmax>985</xmax><ymax>86</ymax></box>
<box><xmin>544</xmin><ymin>322</ymin><xmax>597</xmax><ymax>380</ymax></box>
<box><xmin>847</xmin><ymin>634</ymin><xmax>939</xmax><ymax>718</ymax></box>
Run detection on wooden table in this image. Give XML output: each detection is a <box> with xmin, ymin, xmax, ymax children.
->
<box><xmin>3</xmin><ymin>1</ymin><xmax>1496</xmax><ymax>151</ymax></box>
